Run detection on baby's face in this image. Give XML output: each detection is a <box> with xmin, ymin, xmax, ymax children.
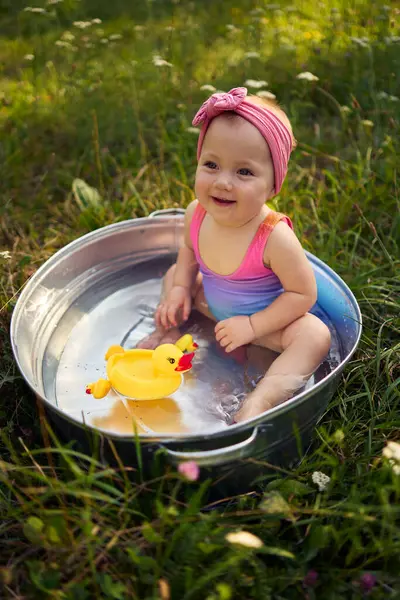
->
<box><xmin>195</xmin><ymin>115</ymin><xmax>275</xmax><ymax>227</ymax></box>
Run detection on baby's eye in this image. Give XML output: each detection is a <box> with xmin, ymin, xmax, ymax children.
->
<box><xmin>238</xmin><ymin>168</ymin><xmax>254</xmax><ymax>176</ymax></box>
<box><xmin>204</xmin><ymin>161</ymin><xmax>217</xmax><ymax>169</ymax></box>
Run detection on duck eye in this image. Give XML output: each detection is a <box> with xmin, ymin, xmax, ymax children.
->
<box><xmin>167</xmin><ymin>357</ymin><xmax>176</xmax><ymax>364</ymax></box>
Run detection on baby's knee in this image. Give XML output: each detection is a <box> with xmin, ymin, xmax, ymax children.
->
<box><xmin>304</xmin><ymin>314</ymin><xmax>331</xmax><ymax>356</ymax></box>
<box><xmin>283</xmin><ymin>314</ymin><xmax>331</xmax><ymax>356</ymax></box>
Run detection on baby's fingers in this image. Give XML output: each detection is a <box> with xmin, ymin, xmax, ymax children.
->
<box><xmin>219</xmin><ymin>336</ymin><xmax>231</xmax><ymax>348</ymax></box>
<box><xmin>215</xmin><ymin>327</ymin><xmax>227</xmax><ymax>343</ymax></box>
<box><xmin>158</xmin><ymin>304</ymin><xmax>170</xmax><ymax>329</ymax></box>
<box><xmin>214</xmin><ymin>320</ymin><xmax>228</xmax><ymax>334</ymax></box>
<box><xmin>167</xmin><ymin>304</ymin><xmax>178</xmax><ymax>328</ymax></box>
<box><xmin>155</xmin><ymin>304</ymin><xmax>163</xmax><ymax>328</ymax></box>
<box><xmin>183</xmin><ymin>296</ymin><xmax>191</xmax><ymax>322</ymax></box>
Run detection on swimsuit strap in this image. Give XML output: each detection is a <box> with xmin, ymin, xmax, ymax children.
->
<box><xmin>190</xmin><ymin>203</ymin><xmax>207</xmax><ymax>268</ymax></box>
<box><xmin>236</xmin><ymin>210</ymin><xmax>293</xmax><ymax>278</ymax></box>
<box><xmin>189</xmin><ymin>202</ymin><xmax>292</xmax><ymax>278</ymax></box>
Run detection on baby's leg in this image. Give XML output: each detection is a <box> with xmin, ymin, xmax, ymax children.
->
<box><xmin>235</xmin><ymin>314</ymin><xmax>331</xmax><ymax>422</ymax></box>
<box><xmin>136</xmin><ymin>265</ymin><xmax>204</xmax><ymax>349</ymax></box>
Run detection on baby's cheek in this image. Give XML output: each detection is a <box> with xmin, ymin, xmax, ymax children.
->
<box><xmin>194</xmin><ymin>173</ymin><xmax>208</xmax><ymax>199</ymax></box>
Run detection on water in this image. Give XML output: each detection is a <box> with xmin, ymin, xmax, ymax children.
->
<box><xmin>43</xmin><ymin>256</ymin><xmax>342</xmax><ymax>436</ymax></box>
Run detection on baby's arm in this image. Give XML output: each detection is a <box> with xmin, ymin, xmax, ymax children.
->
<box><xmin>156</xmin><ymin>201</ymin><xmax>199</xmax><ymax>328</ymax></box>
<box><xmin>249</xmin><ymin>222</ymin><xmax>317</xmax><ymax>338</ymax></box>
<box><xmin>215</xmin><ymin>223</ymin><xmax>316</xmax><ymax>351</ymax></box>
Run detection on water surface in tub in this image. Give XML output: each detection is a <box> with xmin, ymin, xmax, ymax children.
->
<box><xmin>43</xmin><ymin>256</ymin><xmax>342</xmax><ymax>436</ymax></box>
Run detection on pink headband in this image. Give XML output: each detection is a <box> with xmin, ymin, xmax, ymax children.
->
<box><xmin>192</xmin><ymin>87</ymin><xmax>293</xmax><ymax>194</ymax></box>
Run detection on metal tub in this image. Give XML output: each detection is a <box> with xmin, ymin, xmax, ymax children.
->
<box><xmin>11</xmin><ymin>210</ymin><xmax>362</xmax><ymax>495</ymax></box>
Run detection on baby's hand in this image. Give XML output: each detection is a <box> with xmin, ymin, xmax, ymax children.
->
<box><xmin>214</xmin><ymin>316</ymin><xmax>255</xmax><ymax>352</ymax></box>
<box><xmin>155</xmin><ymin>285</ymin><xmax>192</xmax><ymax>329</ymax></box>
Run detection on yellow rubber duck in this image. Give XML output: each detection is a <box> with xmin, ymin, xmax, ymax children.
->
<box><xmin>175</xmin><ymin>333</ymin><xmax>198</xmax><ymax>353</ymax></box>
<box><xmin>86</xmin><ymin>335</ymin><xmax>197</xmax><ymax>400</ymax></box>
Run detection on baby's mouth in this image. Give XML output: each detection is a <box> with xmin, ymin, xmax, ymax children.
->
<box><xmin>212</xmin><ymin>196</ymin><xmax>236</xmax><ymax>206</ymax></box>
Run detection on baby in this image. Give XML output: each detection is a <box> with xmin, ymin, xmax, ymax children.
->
<box><xmin>138</xmin><ymin>87</ymin><xmax>331</xmax><ymax>421</ymax></box>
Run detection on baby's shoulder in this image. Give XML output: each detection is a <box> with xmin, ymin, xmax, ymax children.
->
<box><xmin>185</xmin><ymin>199</ymin><xmax>199</xmax><ymax>221</ymax></box>
<box><xmin>263</xmin><ymin>219</ymin><xmax>302</xmax><ymax>261</ymax></box>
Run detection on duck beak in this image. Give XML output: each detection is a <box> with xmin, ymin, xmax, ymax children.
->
<box><xmin>175</xmin><ymin>351</ymin><xmax>194</xmax><ymax>372</ymax></box>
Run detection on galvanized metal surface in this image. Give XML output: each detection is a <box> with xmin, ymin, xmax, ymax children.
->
<box><xmin>11</xmin><ymin>212</ymin><xmax>362</xmax><ymax>468</ymax></box>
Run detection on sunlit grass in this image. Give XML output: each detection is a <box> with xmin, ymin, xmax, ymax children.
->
<box><xmin>0</xmin><ymin>0</ymin><xmax>399</xmax><ymax>597</ymax></box>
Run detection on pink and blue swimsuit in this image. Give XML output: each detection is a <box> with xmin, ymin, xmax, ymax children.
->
<box><xmin>190</xmin><ymin>203</ymin><xmax>293</xmax><ymax>322</ymax></box>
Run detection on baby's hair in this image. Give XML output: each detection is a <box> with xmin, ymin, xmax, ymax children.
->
<box><xmin>247</xmin><ymin>95</ymin><xmax>297</xmax><ymax>150</ymax></box>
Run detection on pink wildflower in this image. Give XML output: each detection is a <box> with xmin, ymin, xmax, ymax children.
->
<box><xmin>359</xmin><ymin>573</ymin><xmax>377</xmax><ymax>593</ymax></box>
<box><xmin>303</xmin><ymin>570</ymin><xmax>318</xmax><ymax>588</ymax></box>
<box><xmin>178</xmin><ymin>461</ymin><xmax>200</xmax><ymax>481</ymax></box>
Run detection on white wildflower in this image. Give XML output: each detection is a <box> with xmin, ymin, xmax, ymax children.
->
<box><xmin>296</xmin><ymin>71</ymin><xmax>319</xmax><ymax>82</ymax></box>
<box><xmin>225</xmin><ymin>531</ymin><xmax>263</xmax><ymax>548</ymax></box>
<box><xmin>340</xmin><ymin>105</ymin><xmax>351</xmax><ymax>113</ymax></box>
<box><xmin>350</xmin><ymin>36</ymin><xmax>369</xmax><ymax>47</ymax></box>
<box><xmin>23</xmin><ymin>6</ymin><xmax>33</xmax><ymax>10</ymax></box>
<box><xmin>361</xmin><ymin>120</ymin><xmax>374</xmax><ymax>127</ymax></box>
<box><xmin>61</xmin><ymin>31</ymin><xmax>75</xmax><ymax>41</ymax></box>
<box><xmin>383</xmin><ymin>441</ymin><xmax>400</xmax><ymax>475</ymax></box>
<box><xmin>29</xmin><ymin>7</ymin><xmax>46</xmax><ymax>13</ymax></box>
<box><xmin>312</xmin><ymin>471</ymin><xmax>330</xmax><ymax>491</ymax></box>
<box><xmin>383</xmin><ymin>441</ymin><xmax>400</xmax><ymax>462</ymax></box>
<box><xmin>186</xmin><ymin>127</ymin><xmax>200</xmax><ymax>135</ymax></box>
<box><xmin>152</xmin><ymin>54</ymin><xmax>173</xmax><ymax>67</ymax></box>
<box><xmin>200</xmin><ymin>84</ymin><xmax>216</xmax><ymax>92</ymax></box>
<box><xmin>165</xmin><ymin>26</ymin><xmax>175</xmax><ymax>32</ymax></box>
<box><xmin>256</xmin><ymin>90</ymin><xmax>276</xmax><ymax>99</ymax></box>
<box><xmin>244</xmin><ymin>51</ymin><xmax>260</xmax><ymax>59</ymax></box>
<box><xmin>245</xmin><ymin>79</ymin><xmax>268</xmax><ymax>88</ymax></box>
<box><xmin>377</xmin><ymin>91</ymin><xmax>399</xmax><ymax>101</ymax></box>
<box><xmin>384</xmin><ymin>36</ymin><xmax>400</xmax><ymax>44</ymax></box>
<box><xmin>91</xmin><ymin>18</ymin><xmax>102</xmax><ymax>24</ymax></box>
<box><xmin>47</xmin><ymin>0</ymin><xmax>63</xmax><ymax>4</ymax></box>
<box><xmin>109</xmin><ymin>34</ymin><xmax>122</xmax><ymax>40</ymax></box>
<box><xmin>226</xmin><ymin>24</ymin><xmax>238</xmax><ymax>32</ymax></box>
<box><xmin>73</xmin><ymin>21</ymin><xmax>92</xmax><ymax>29</ymax></box>
<box><xmin>24</xmin><ymin>54</ymin><xmax>35</xmax><ymax>61</ymax></box>
<box><xmin>55</xmin><ymin>40</ymin><xmax>71</xmax><ymax>48</ymax></box>
<box><xmin>0</xmin><ymin>251</ymin><xmax>12</xmax><ymax>260</ymax></box>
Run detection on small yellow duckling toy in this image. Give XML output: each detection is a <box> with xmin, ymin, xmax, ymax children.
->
<box><xmin>175</xmin><ymin>333</ymin><xmax>198</xmax><ymax>354</ymax></box>
<box><xmin>86</xmin><ymin>335</ymin><xmax>197</xmax><ymax>400</ymax></box>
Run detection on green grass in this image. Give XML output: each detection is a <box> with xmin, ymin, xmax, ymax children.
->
<box><xmin>1</xmin><ymin>0</ymin><xmax>400</xmax><ymax>597</ymax></box>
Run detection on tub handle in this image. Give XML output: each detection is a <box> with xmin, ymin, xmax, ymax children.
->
<box><xmin>159</xmin><ymin>426</ymin><xmax>265</xmax><ymax>467</ymax></box>
<box><xmin>149</xmin><ymin>208</ymin><xmax>185</xmax><ymax>218</ymax></box>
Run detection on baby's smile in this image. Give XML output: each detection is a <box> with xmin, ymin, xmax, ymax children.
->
<box><xmin>211</xmin><ymin>196</ymin><xmax>236</xmax><ymax>206</ymax></box>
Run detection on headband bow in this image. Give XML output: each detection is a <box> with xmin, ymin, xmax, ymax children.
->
<box><xmin>192</xmin><ymin>87</ymin><xmax>293</xmax><ymax>194</ymax></box>
<box><xmin>192</xmin><ymin>87</ymin><xmax>247</xmax><ymax>124</ymax></box>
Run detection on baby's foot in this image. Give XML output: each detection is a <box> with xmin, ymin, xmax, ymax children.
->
<box><xmin>234</xmin><ymin>391</ymin><xmax>275</xmax><ymax>422</ymax></box>
<box><xmin>136</xmin><ymin>328</ymin><xmax>166</xmax><ymax>349</ymax></box>
<box><xmin>234</xmin><ymin>373</ymin><xmax>306</xmax><ymax>422</ymax></box>
<box><xmin>136</xmin><ymin>327</ymin><xmax>181</xmax><ymax>349</ymax></box>
<box><xmin>158</xmin><ymin>327</ymin><xmax>182</xmax><ymax>345</ymax></box>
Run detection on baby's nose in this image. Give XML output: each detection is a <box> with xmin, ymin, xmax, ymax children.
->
<box><xmin>215</xmin><ymin>172</ymin><xmax>233</xmax><ymax>190</ymax></box>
